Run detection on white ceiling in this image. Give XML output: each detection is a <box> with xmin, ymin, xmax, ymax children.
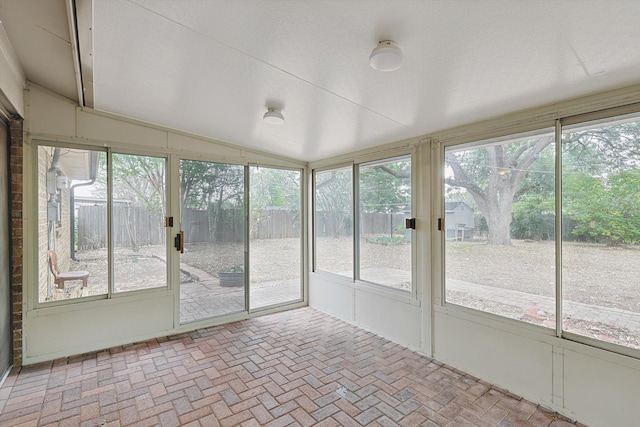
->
<box><xmin>3</xmin><ymin>1</ymin><xmax>640</xmax><ymax>162</ymax></box>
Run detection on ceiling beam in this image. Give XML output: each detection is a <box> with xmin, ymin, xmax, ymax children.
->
<box><xmin>65</xmin><ymin>0</ymin><xmax>85</xmax><ymax>107</ymax></box>
<box><xmin>67</xmin><ymin>0</ymin><xmax>94</xmax><ymax>108</ymax></box>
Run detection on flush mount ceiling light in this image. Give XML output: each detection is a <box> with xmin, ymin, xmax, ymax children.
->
<box><xmin>263</xmin><ymin>107</ymin><xmax>284</xmax><ymax>124</ymax></box>
<box><xmin>369</xmin><ymin>40</ymin><xmax>403</xmax><ymax>72</ymax></box>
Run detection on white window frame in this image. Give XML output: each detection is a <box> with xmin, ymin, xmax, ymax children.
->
<box><xmin>32</xmin><ymin>141</ymin><xmax>172</xmax><ymax>308</ymax></box>
<box><xmin>312</xmin><ymin>151</ymin><xmax>417</xmax><ymax>300</ymax></box>
<box><xmin>438</xmin><ymin>103</ymin><xmax>640</xmax><ymax>359</ymax></box>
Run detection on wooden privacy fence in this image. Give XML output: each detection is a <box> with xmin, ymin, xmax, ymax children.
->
<box><xmin>77</xmin><ymin>206</ymin><xmax>300</xmax><ymax>250</ymax></box>
<box><xmin>77</xmin><ymin>205</ymin><xmax>106</xmax><ymax>250</ymax></box>
<box><xmin>360</xmin><ymin>212</ymin><xmax>406</xmax><ymax>236</ymax></box>
<box><xmin>78</xmin><ymin>206</ymin><xmax>405</xmax><ymax>249</ymax></box>
<box><xmin>182</xmin><ymin>208</ymin><xmax>245</xmax><ymax>243</ymax></box>
<box><xmin>77</xmin><ymin>205</ymin><xmax>164</xmax><ymax>250</ymax></box>
<box><xmin>252</xmin><ymin>208</ymin><xmax>300</xmax><ymax>239</ymax></box>
<box><xmin>315</xmin><ymin>212</ymin><xmax>406</xmax><ymax>237</ymax></box>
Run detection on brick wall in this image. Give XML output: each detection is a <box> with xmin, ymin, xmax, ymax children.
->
<box><xmin>9</xmin><ymin>115</ymin><xmax>23</xmax><ymax>367</ymax></box>
<box><xmin>36</xmin><ymin>146</ymin><xmax>74</xmax><ymax>302</ymax></box>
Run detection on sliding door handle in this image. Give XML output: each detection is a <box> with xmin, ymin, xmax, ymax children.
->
<box><xmin>174</xmin><ymin>231</ymin><xmax>184</xmax><ymax>253</ymax></box>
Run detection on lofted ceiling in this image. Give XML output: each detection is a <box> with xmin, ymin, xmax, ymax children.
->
<box><xmin>2</xmin><ymin>1</ymin><xmax>640</xmax><ymax>162</ymax></box>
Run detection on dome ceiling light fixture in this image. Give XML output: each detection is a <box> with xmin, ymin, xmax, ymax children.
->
<box><xmin>263</xmin><ymin>107</ymin><xmax>284</xmax><ymax>124</ymax></box>
<box><xmin>369</xmin><ymin>40</ymin><xmax>403</xmax><ymax>72</ymax></box>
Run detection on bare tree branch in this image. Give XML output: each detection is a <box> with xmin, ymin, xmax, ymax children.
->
<box><xmin>445</xmin><ymin>152</ymin><xmax>487</xmax><ymax>198</ymax></box>
<box><xmin>374</xmin><ymin>165</ymin><xmax>410</xmax><ymax>179</ymax></box>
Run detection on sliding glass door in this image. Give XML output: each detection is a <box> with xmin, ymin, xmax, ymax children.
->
<box><xmin>249</xmin><ymin>166</ymin><xmax>303</xmax><ymax>309</ymax></box>
<box><xmin>179</xmin><ymin>159</ymin><xmax>246</xmax><ymax>323</ymax></box>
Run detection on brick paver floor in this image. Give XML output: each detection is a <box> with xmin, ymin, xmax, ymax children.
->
<box><xmin>0</xmin><ymin>307</ymin><xmax>585</xmax><ymax>426</ymax></box>
<box><xmin>180</xmin><ymin>278</ymin><xmax>301</xmax><ymax>324</ymax></box>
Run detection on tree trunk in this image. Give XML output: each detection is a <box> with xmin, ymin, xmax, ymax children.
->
<box><xmin>486</xmin><ymin>204</ymin><xmax>513</xmax><ymax>245</ymax></box>
<box><xmin>476</xmin><ymin>175</ymin><xmax>518</xmax><ymax>245</ymax></box>
<box><xmin>124</xmin><ymin>205</ymin><xmax>140</xmax><ymax>252</ymax></box>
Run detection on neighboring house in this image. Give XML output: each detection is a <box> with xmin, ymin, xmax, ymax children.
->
<box><xmin>445</xmin><ymin>201</ymin><xmax>475</xmax><ymax>241</ymax></box>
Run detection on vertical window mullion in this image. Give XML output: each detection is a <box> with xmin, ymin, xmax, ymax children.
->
<box><xmin>106</xmin><ymin>148</ymin><xmax>113</xmax><ymax>298</ymax></box>
<box><xmin>410</xmin><ymin>149</ymin><xmax>417</xmax><ymax>301</ymax></box>
<box><xmin>244</xmin><ymin>165</ymin><xmax>250</xmax><ymax>311</ymax></box>
<box><xmin>311</xmin><ymin>170</ymin><xmax>317</xmax><ymax>273</ymax></box>
<box><xmin>555</xmin><ymin>119</ymin><xmax>563</xmax><ymax>338</ymax></box>
<box><xmin>353</xmin><ymin>164</ymin><xmax>359</xmax><ymax>282</ymax></box>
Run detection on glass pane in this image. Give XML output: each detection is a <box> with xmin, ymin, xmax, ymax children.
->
<box><xmin>358</xmin><ymin>157</ymin><xmax>412</xmax><ymax>290</ymax></box>
<box><xmin>249</xmin><ymin>167</ymin><xmax>302</xmax><ymax>309</ymax></box>
<box><xmin>314</xmin><ymin>167</ymin><xmax>353</xmax><ymax>278</ymax></box>
<box><xmin>562</xmin><ymin>114</ymin><xmax>640</xmax><ymax>350</ymax></box>
<box><xmin>112</xmin><ymin>154</ymin><xmax>167</xmax><ymax>293</ymax></box>
<box><xmin>179</xmin><ymin>160</ymin><xmax>246</xmax><ymax>323</ymax></box>
<box><xmin>445</xmin><ymin>131</ymin><xmax>556</xmax><ymax>328</ymax></box>
<box><xmin>38</xmin><ymin>146</ymin><xmax>107</xmax><ymax>302</ymax></box>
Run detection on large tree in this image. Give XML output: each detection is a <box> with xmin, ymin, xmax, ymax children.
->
<box><xmin>446</xmin><ymin>120</ymin><xmax>640</xmax><ymax>245</ymax></box>
<box><xmin>446</xmin><ymin>136</ymin><xmax>553</xmax><ymax>245</ymax></box>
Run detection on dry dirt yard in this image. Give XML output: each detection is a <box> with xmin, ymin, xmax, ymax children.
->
<box><xmin>73</xmin><ymin>238</ymin><xmax>640</xmax><ymax>313</ymax></box>
<box><xmin>72</xmin><ymin>236</ymin><xmax>410</xmax><ymax>293</ymax></box>
<box><xmin>72</xmin><ymin>238</ymin><xmax>305</xmax><ymax>296</ymax></box>
<box><xmin>446</xmin><ymin>239</ymin><xmax>640</xmax><ymax>349</ymax></box>
<box><xmin>446</xmin><ymin>239</ymin><xmax>640</xmax><ymax>313</ymax></box>
<box><xmin>68</xmin><ymin>237</ymin><xmax>639</xmax><ymax>348</ymax></box>
<box><xmin>181</xmin><ymin>237</ymin><xmax>640</xmax><ymax>317</ymax></box>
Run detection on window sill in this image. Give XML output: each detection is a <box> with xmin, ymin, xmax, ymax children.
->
<box><xmin>30</xmin><ymin>288</ymin><xmax>172</xmax><ymax>316</ymax></box>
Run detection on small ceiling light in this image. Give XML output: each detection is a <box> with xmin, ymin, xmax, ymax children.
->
<box><xmin>263</xmin><ymin>107</ymin><xmax>284</xmax><ymax>124</ymax></box>
<box><xmin>369</xmin><ymin>40</ymin><xmax>403</xmax><ymax>72</ymax></box>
